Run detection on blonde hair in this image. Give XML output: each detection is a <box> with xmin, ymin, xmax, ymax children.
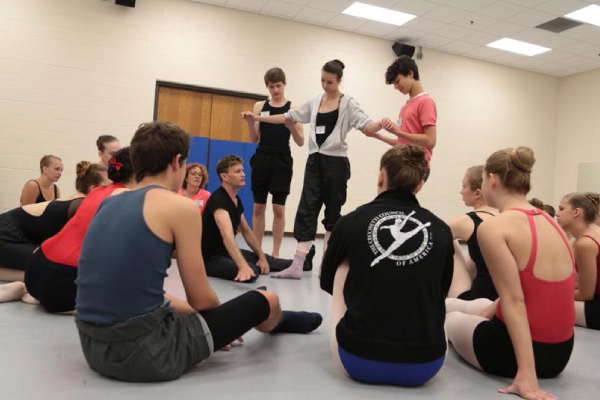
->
<box><xmin>465</xmin><ymin>165</ymin><xmax>483</xmax><ymax>191</ymax></box>
<box><xmin>40</xmin><ymin>155</ymin><xmax>61</xmax><ymax>174</ymax></box>
<box><xmin>484</xmin><ymin>146</ymin><xmax>535</xmax><ymax>194</ymax></box>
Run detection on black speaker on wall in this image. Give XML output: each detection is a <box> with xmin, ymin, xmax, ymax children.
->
<box><xmin>115</xmin><ymin>0</ymin><xmax>136</xmax><ymax>7</ymax></box>
<box><xmin>392</xmin><ymin>42</ymin><xmax>415</xmax><ymax>58</ymax></box>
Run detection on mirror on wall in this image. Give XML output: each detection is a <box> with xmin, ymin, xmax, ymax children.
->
<box><xmin>577</xmin><ymin>163</ymin><xmax>600</xmax><ymax>193</ymax></box>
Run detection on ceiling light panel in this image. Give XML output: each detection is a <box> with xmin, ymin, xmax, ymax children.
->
<box><xmin>486</xmin><ymin>38</ymin><xmax>551</xmax><ymax>56</ymax></box>
<box><xmin>565</xmin><ymin>5</ymin><xmax>600</xmax><ymax>27</ymax></box>
<box><xmin>342</xmin><ymin>2</ymin><xmax>416</xmax><ymax>26</ymax></box>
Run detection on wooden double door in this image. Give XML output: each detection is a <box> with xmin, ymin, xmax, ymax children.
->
<box><xmin>155</xmin><ymin>84</ymin><xmax>265</xmax><ymax>142</ymax></box>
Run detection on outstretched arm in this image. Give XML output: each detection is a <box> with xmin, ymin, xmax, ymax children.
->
<box><xmin>245</xmin><ymin>102</ymin><xmax>264</xmax><ymax>143</ymax></box>
<box><xmin>287</xmin><ymin>102</ymin><xmax>304</xmax><ymax>147</ymax></box>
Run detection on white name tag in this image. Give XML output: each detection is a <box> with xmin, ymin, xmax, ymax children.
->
<box><xmin>194</xmin><ymin>199</ymin><xmax>204</xmax><ymax>207</ymax></box>
<box><xmin>260</xmin><ymin>111</ymin><xmax>270</xmax><ymax>117</ymax></box>
<box><xmin>316</xmin><ymin>126</ymin><xmax>326</xmax><ymax>134</ymax></box>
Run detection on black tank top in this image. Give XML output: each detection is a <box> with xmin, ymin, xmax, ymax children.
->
<box><xmin>6</xmin><ymin>198</ymin><xmax>83</xmax><ymax>244</ymax></box>
<box><xmin>32</xmin><ymin>180</ymin><xmax>58</xmax><ymax>204</ymax></box>
<box><xmin>466</xmin><ymin>211</ymin><xmax>494</xmax><ymax>276</ymax></box>
<box><xmin>259</xmin><ymin>101</ymin><xmax>292</xmax><ymax>149</ymax></box>
<box><xmin>315</xmin><ymin>109</ymin><xmax>339</xmax><ymax>148</ymax></box>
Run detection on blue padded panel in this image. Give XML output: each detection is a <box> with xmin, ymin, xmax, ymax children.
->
<box><xmin>206</xmin><ymin>139</ymin><xmax>245</xmax><ymax>193</ymax></box>
<box><xmin>187</xmin><ymin>136</ymin><xmax>209</xmax><ymax>166</ymax></box>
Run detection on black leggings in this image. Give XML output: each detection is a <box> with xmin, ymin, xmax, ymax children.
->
<box><xmin>584</xmin><ymin>294</ymin><xmax>600</xmax><ymax>330</ymax></box>
<box><xmin>473</xmin><ymin>316</ymin><xmax>573</xmax><ymax>379</ymax></box>
<box><xmin>294</xmin><ymin>153</ymin><xmax>350</xmax><ymax>241</ymax></box>
<box><xmin>204</xmin><ymin>249</ymin><xmax>293</xmax><ymax>282</ymax></box>
<box><xmin>0</xmin><ymin>241</ymin><xmax>37</xmax><ymax>270</ymax></box>
<box><xmin>24</xmin><ymin>248</ymin><xmax>77</xmax><ymax>313</ymax></box>
<box><xmin>200</xmin><ymin>290</ymin><xmax>271</xmax><ymax>351</ymax></box>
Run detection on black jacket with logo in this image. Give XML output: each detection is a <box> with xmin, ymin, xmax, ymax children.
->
<box><xmin>321</xmin><ymin>189</ymin><xmax>454</xmax><ymax>363</ymax></box>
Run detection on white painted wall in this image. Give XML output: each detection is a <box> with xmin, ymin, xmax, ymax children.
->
<box><xmin>554</xmin><ymin>68</ymin><xmax>600</xmax><ymax>206</ymax></box>
<box><xmin>0</xmin><ymin>0</ymin><xmax>564</xmax><ymax>233</ymax></box>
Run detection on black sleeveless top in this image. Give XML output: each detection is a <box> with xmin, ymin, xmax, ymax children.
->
<box><xmin>259</xmin><ymin>101</ymin><xmax>292</xmax><ymax>149</ymax></box>
<box><xmin>31</xmin><ymin>180</ymin><xmax>59</xmax><ymax>204</ymax></box>
<box><xmin>315</xmin><ymin>109</ymin><xmax>339</xmax><ymax>148</ymax></box>
<box><xmin>466</xmin><ymin>211</ymin><xmax>494</xmax><ymax>276</ymax></box>
<box><xmin>5</xmin><ymin>198</ymin><xmax>83</xmax><ymax>244</ymax></box>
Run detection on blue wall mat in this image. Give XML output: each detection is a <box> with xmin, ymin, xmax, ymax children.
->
<box><xmin>206</xmin><ymin>139</ymin><xmax>245</xmax><ymax>193</ymax></box>
<box><xmin>187</xmin><ymin>136</ymin><xmax>209</xmax><ymax>166</ymax></box>
<box><xmin>241</xmin><ymin>142</ymin><xmax>258</xmax><ymax>227</ymax></box>
<box><xmin>207</xmin><ymin>139</ymin><xmax>255</xmax><ymax>228</ymax></box>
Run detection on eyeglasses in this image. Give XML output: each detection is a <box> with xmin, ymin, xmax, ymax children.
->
<box><xmin>189</xmin><ymin>172</ymin><xmax>203</xmax><ymax>177</ymax></box>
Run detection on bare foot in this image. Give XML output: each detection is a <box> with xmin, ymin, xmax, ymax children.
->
<box><xmin>21</xmin><ymin>293</ymin><xmax>40</xmax><ymax>305</ymax></box>
<box><xmin>0</xmin><ymin>282</ymin><xmax>27</xmax><ymax>302</ymax></box>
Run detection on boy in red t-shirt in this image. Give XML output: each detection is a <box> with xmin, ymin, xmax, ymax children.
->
<box><xmin>364</xmin><ymin>56</ymin><xmax>437</xmax><ymax>179</ymax></box>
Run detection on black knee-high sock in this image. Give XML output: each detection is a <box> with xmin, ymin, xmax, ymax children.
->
<box><xmin>270</xmin><ymin>311</ymin><xmax>322</xmax><ymax>334</ymax></box>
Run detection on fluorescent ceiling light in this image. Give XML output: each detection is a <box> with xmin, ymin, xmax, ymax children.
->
<box><xmin>486</xmin><ymin>38</ymin><xmax>551</xmax><ymax>56</ymax></box>
<box><xmin>342</xmin><ymin>2</ymin><xmax>416</xmax><ymax>26</ymax></box>
<box><xmin>565</xmin><ymin>4</ymin><xmax>600</xmax><ymax>27</ymax></box>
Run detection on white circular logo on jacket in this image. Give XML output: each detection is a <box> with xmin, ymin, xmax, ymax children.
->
<box><xmin>367</xmin><ymin>211</ymin><xmax>432</xmax><ymax>267</ymax></box>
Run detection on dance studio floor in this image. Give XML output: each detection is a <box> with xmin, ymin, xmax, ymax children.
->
<box><xmin>1</xmin><ymin>238</ymin><xmax>598</xmax><ymax>399</ymax></box>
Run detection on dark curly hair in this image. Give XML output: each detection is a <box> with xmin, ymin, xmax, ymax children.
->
<box><xmin>385</xmin><ymin>55</ymin><xmax>420</xmax><ymax>84</ymax></box>
<box><xmin>108</xmin><ymin>147</ymin><xmax>133</xmax><ymax>183</ymax></box>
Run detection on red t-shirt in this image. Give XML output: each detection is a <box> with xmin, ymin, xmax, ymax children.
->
<box><xmin>178</xmin><ymin>188</ymin><xmax>211</xmax><ymax>213</ymax></box>
<box><xmin>42</xmin><ymin>183</ymin><xmax>125</xmax><ymax>267</ymax></box>
<box><xmin>396</xmin><ymin>93</ymin><xmax>437</xmax><ymax>161</ymax></box>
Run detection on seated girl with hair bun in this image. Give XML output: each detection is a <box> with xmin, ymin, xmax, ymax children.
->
<box><xmin>0</xmin><ymin>161</ymin><xmax>107</xmax><ymax>302</ymax></box>
<box><xmin>320</xmin><ymin>144</ymin><xmax>453</xmax><ymax>387</ymax></box>
<box><xmin>179</xmin><ymin>163</ymin><xmax>210</xmax><ymax>213</ymax></box>
<box><xmin>557</xmin><ymin>192</ymin><xmax>600</xmax><ymax>330</ymax></box>
<box><xmin>446</xmin><ymin>146</ymin><xmax>575</xmax><ymax>400</ymax></box>
<box><xmin>23</xmin><ymin>148</ymin><xmax>136</xmax><ymax>314</ymax></box>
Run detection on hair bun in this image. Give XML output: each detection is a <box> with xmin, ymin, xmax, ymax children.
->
<box><xmin>333</xmin><ymin>59</ymin><xmax>345</xmax><ymax>69</ymax></box>
<box><xmin>400</xmin><ymin>143</ymin><xmax>426</xmax><ymax>169</ymax></box>
<box><xmin>76</xmin><ymin>161</ymin><xmax>92</xmax><ymax>178</ymax></box>
<box><xmin>509</xmin><ymin>146</ymin><xmax>535</xmax><ymax>174</ymax></box>
<box><xmin>584</xmin><ymin>192</ymin><xmax>600</xmax><ymax>209</ymax></box>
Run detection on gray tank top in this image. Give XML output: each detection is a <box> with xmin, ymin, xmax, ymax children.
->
<box><xmin>76</xmin><ymin>185</ymin><xmax>173</xmax><ymax>325</ymax></box>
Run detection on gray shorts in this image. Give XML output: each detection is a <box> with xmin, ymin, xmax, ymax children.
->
<box><xmin>75</xmin><ymin>302</ymin><xmax>213</xmax><ymax>382</ymax></box>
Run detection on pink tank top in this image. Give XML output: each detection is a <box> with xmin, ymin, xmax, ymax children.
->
<box><xmin>496</xmin><ymin>208</ymin><xmax>575</xmax><ymax>343</ymax></box>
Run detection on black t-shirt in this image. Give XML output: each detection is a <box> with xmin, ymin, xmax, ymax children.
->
<box><xmin>201</xmin><ymin>187</ymin><xmax>244</xmax><ymax>260</ymax></box>
<box><xmin>320</xmin><ymin>189</ymin><xmax>454</xmax><ymax>364</ymax></box>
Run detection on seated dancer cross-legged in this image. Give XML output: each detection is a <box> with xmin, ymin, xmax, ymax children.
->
<box><xmin>0</xmin><ymin>162</ymin><xmax>107</xmax><ymax>302</ymax></box>
<box><xmin>448</xmin><ymin>165</ymin><xmax>498</xmax><ymax>301</ymax></box>
<box><xmin>557</xmin><ymin>192</ymin><xmax>600</xmax><ymax>331</ymax></box>
<box><xmin>24</xmin><ymin>148</ymin><xmax>135</xmax><ymax>314</ymax></box>
<box><xmin>75</xmin><ymin>121</ymin><xmax>322</xmax><ymax>383</ymax></box>
<box><xmin>202</xmin><ymin>155</ymin><xmax>314</xmax><ymax>283</ymax></box>
<box><xmin>446</xmin><ymin>147</ymin><xmax>575</xmax><ymax>400</ymax></box>
<box><xmin>321</xmin><ymin>144</ymin><xmax>454</xmax><ymax>387</ymax></box>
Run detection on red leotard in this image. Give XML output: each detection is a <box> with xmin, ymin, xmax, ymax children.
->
<box><xmin>578</xmin><ymin>235</ymin><xmax>600</xmax><ymax>295</ymax></box>
<box><xmin>41</xmin><ymin>183</ymin><xmax>125</xmax><ymax>267</ymax></box>
<box><xmin>496</xmin><ymin>208</ymin><xmax>575</xmax><ymax>343</ymax></box>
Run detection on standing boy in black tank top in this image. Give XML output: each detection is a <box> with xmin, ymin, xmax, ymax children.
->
<box><xmin>245</xmin><ymin>68</ymin><xmax>304</xmax><ymax>258</ymax></box>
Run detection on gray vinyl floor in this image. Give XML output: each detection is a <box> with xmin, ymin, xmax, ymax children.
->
<box><xmin>1</xmin><ymin>237</ymin><xmax>599</xmax><ymax>399</ymax></box>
